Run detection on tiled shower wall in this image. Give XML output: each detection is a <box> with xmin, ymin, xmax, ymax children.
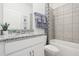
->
<box><xmin>45</xmin><ymin>4</ymin><xmax>55</xmax><ymax>40</ymax></box>
<box><xmin>54</xmin><ymin>3</ymin><xmax>79</xmax><ymax>43</ymax></box>
<box><xmin>48</xmin><ymin>7</ymin><xmax>55</xmax><ymax>40</ymax></box>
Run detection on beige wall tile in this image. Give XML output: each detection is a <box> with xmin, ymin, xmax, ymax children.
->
<box><xmin>73</xmin><ymin>24</ymin><xmax>79</xmax><ymax>32</ymax></box>
<box><xmin>63</xmin><ymin>4</ymin><xmax>72</xmax><ymax>14</ymax></box>
<box><xmin>64</xmin><ymin>9</ymin><xmax>72</xmax><ymax>15</ymax></box>
<box><xmin>55</xmin><ymin>32</ymin><xmax>64</xmax><ymax>40</ymax></box>
<box><xmin>64</xmin><ymin>24</ymin><xmax>72</xmax><ymax>32</ymax></box>
<box><xmin>73</xmin><ymin>32</ymin><xmax>79</xmax><ymax>43</ymax></box>
<box><xmin>73</xmin><ymin>3</ymin><xmax>79</xmax><ymax>9</ymax></box>
<box><xmin>73</xmin><ymin>8</ymin><xmax>79</xmax><ymax>14</ymax></box>
<box><xmin>63</xmin><ymin>3</ymin><xmax>72</xmax><ymax>10</ymax></box>
<box><xmin>73</xmin><ymin>15</ymin><xmax>79</xmax><ymax>24</ymax></box>
<box><xmin>64</xmin><ymin>31</ymin><xmax>73</xmax><ymax>42</ymax></box>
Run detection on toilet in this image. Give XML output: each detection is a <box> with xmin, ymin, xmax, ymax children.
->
<box><xmin>44</xmin><ymin>45</ymin><xmax>60</xmax><ymax>56</ymax></box>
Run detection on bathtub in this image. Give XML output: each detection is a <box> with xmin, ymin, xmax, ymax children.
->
<box><xmin>49</xmin><ymin>39</ymin><xmax>79</xmax><ymax>56</ymax></box>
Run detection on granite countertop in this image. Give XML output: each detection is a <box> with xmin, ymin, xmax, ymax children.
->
<box><xmin>0</xmin><ymin>32</ymin><xmax>46</xmax><ymax>41</ymax></box>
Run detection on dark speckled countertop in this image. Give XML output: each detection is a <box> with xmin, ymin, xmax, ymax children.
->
<box><xmin>0</xmin><ymin>32</ymin><xmax>46</xmax><ymax>41</ymax></box>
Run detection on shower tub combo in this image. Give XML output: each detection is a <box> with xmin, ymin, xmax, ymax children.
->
<box><xmin>45</xmin><ymin>39</ymin><xmax>79</xmax><ymax>56</ymax></box>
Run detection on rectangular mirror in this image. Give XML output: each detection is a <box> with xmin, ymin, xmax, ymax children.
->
<box><xmin>0</xmin><ymin>3</ymin><xmax>33</xmax><ymax>33</ymax></box>
<box><xmin>0</xmin><ymin>3</ymin><xmax>46</xmax><ymax>35</ymax></box>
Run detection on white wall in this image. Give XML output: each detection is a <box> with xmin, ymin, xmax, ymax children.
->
<box><xmin>3</xmin><ymin>3</ymin><xmax>32</xmax><ymax>30</ymax></box>
<box><xmin>33</xmin><ymin>3</ymin><xmax>45</xmax><ymax>15</ymax></box>
<box><xmin>32</xmin><ymin>3</ymin><xmax>45</xmax><ymax>34</ymax></box>
<box><xmin>0</xmin><ymin>3</ymin><xmax>3</xmax><ymax>30</ymax></box>
<box><xmin>1</xmin><ymin>3</ymin><xmax>45</xmax><ymax>34</ymax></box>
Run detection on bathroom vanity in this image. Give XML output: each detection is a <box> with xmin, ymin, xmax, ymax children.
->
<box><xmin>0</xmin><ymin>3</ymin><xmax>47</xmax><ymax>56</ymax></box>
<box><xmin>0</xmin><ymin>33</ymin><xmax>46</xmax><ymax>56</ymax></box>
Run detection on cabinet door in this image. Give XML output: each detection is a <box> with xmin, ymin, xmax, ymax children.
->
<box><xmin>25</xmin><ymin>47</ymin><xmax>33</xmax><ymax>56</ymax></box>
<box><xmin>31</xmin><ymin>43</ymin><xmax>45</xmax><ymax>56</ymax></box>
<box><xmin>0</xmin><ymin>42</ymin><xmax>5</xmax><ymax>56</ymax></box>
<box><xmin>8</xmin><ymin>42</ymin><xmax>45</xmax><ymax>56</ymax></box>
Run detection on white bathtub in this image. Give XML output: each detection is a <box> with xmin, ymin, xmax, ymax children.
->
<box><xmin>49</xmin><ymin>39</ymin><xmax>79</xmax><ymax>56</ymax></box>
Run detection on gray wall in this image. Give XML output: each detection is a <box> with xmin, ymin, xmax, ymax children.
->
<box><xmin>53</xmin><ymin>3</ymin><xmax>79</xmax><ymax>43</ymax></box>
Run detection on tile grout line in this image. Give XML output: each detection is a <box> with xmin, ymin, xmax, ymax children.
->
<box><xmin>72</xmin><ymin>3</ymin><xmax>73</xmax><ymax>42</ymax></box>
<box><xmin>63</xmin><ymin>5</ymin><xmax>64</xmax><ymax>41</ymax></box>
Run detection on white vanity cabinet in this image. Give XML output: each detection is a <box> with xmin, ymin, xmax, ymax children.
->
<box><xmin>4</xmin><ymin>35</ymin><xmax>46</xmax><ymax>56</ymax></box>
<box><xmin>8</xmin><ymin>43</ymin><xmax>45</xmax><ymax>56</ymax></box>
